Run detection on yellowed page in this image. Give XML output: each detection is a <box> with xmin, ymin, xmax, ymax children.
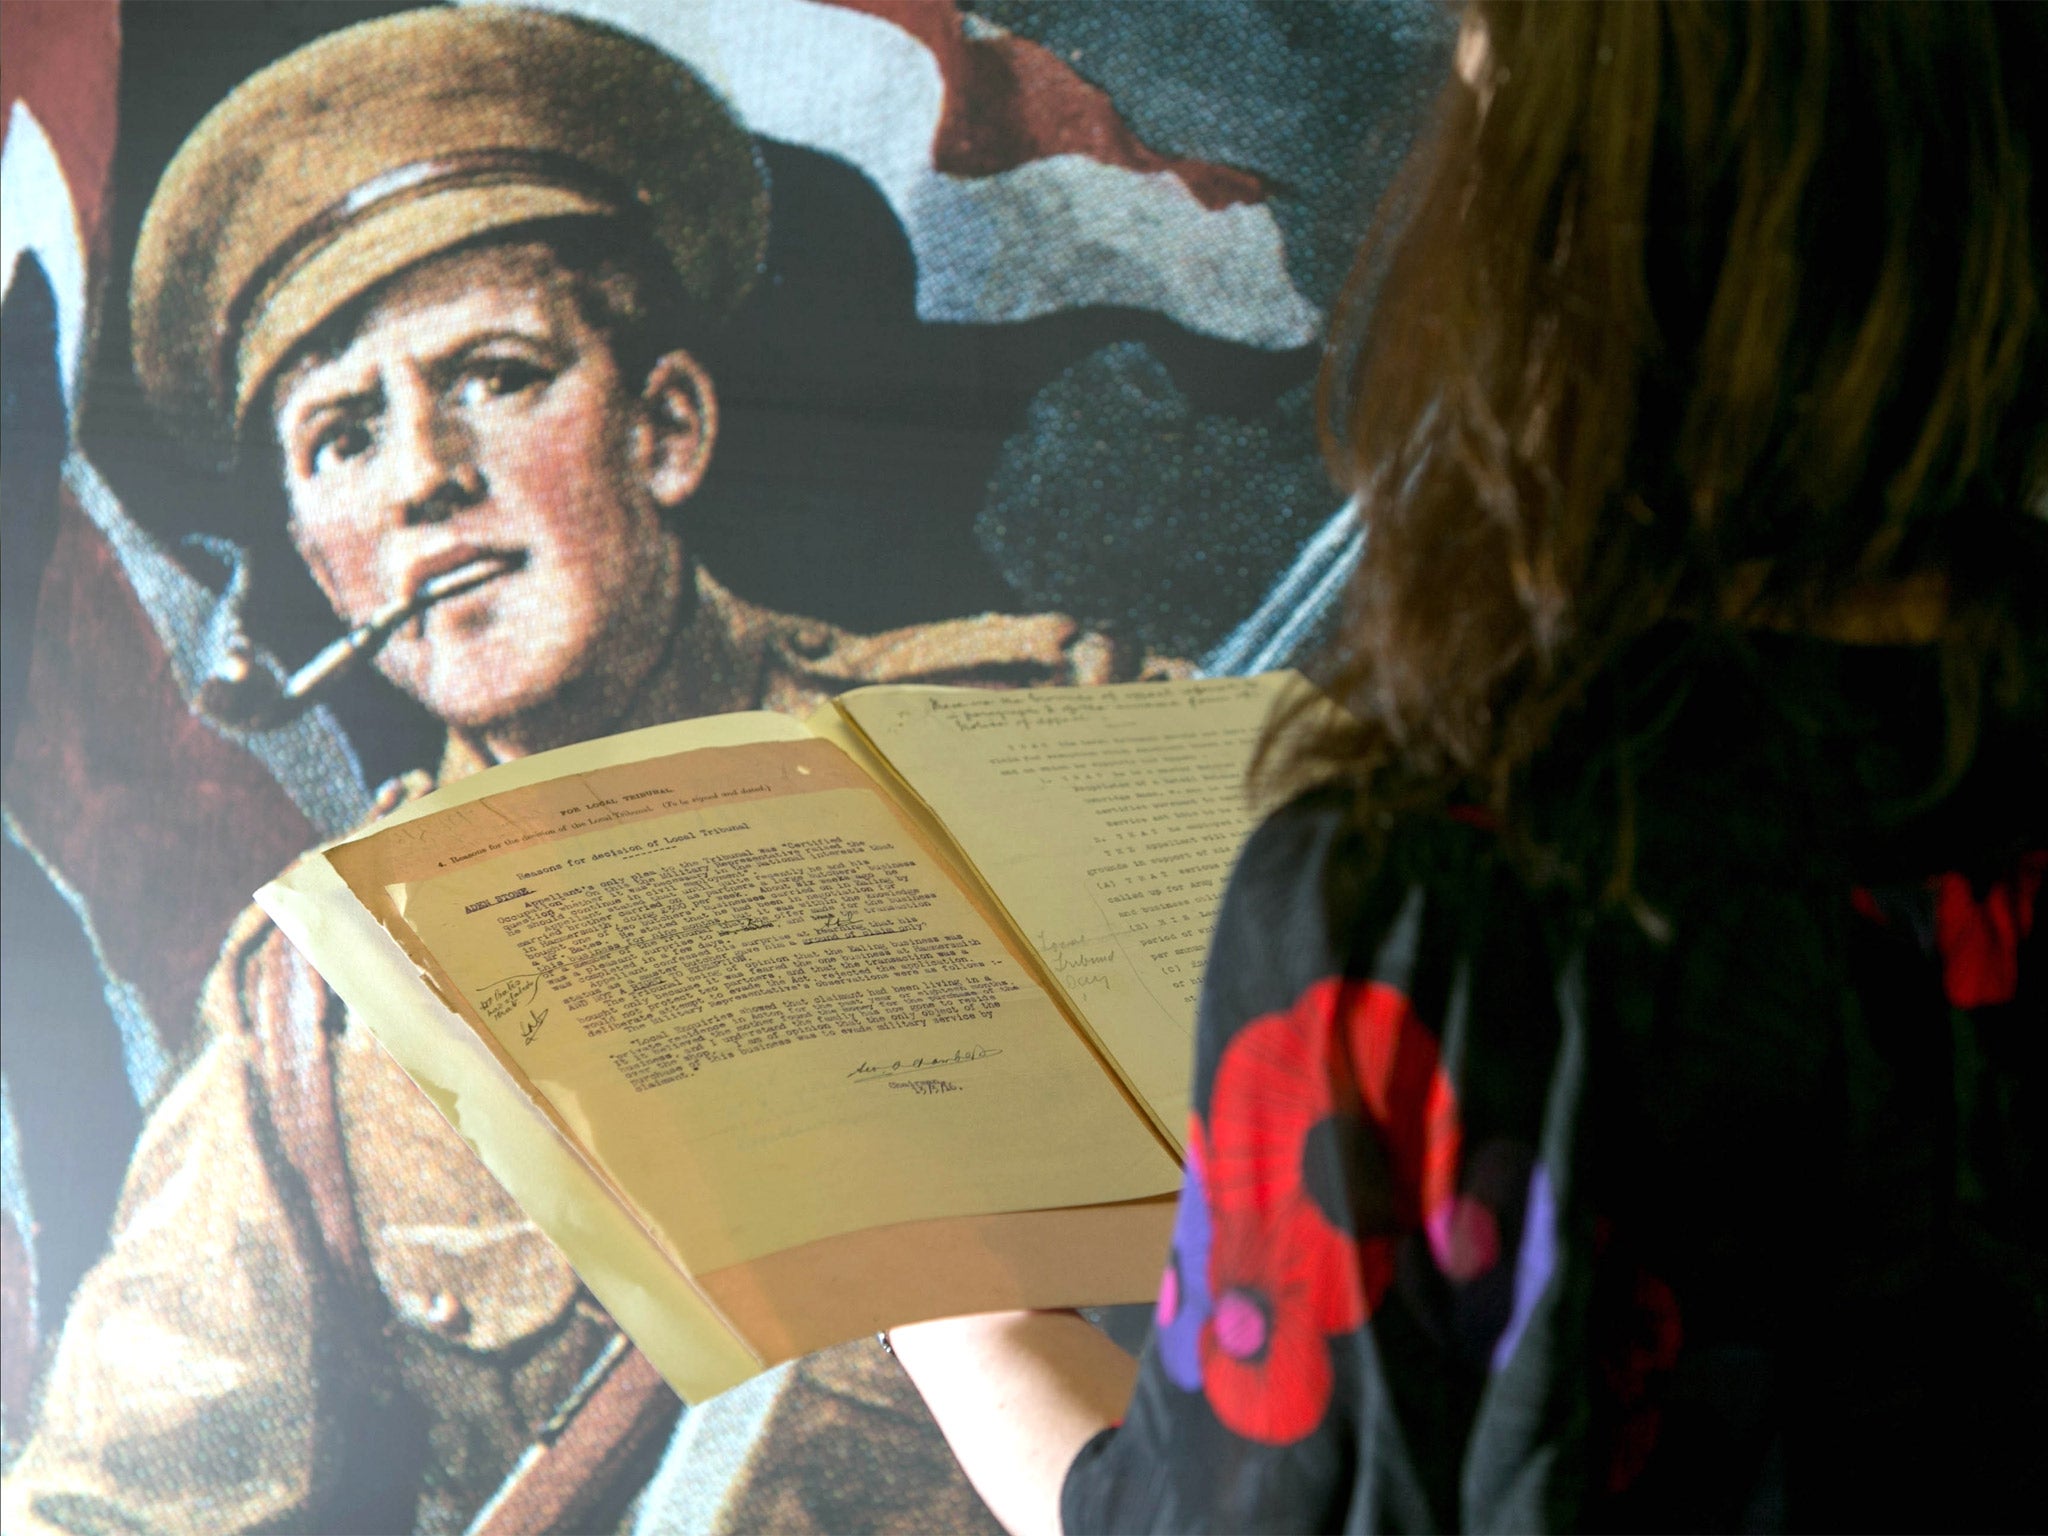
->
<box><xmin>332</xmin><ymin>737</ymin><xmax>1179</xmax><ymax>1283</ymax></box>
<box><xmin>259</xmin><ymin>856</ymin><xmax>766</xmax><ymax>1401</ymax></box>
<box><xmin>837</xmin><ymin>673</ymin><xmax>1308</xmax><ymax>1149</ymax></box>
<box><xmin>374</xmin><ymin>710</ymin><xmax>817</xmax><ymax>829</ymax></box>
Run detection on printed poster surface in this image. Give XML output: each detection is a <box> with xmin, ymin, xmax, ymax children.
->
<box><xmin>0</xmin><ymin>2</ymin><xmax>1449</xmax><ymax>1528</ymax></box>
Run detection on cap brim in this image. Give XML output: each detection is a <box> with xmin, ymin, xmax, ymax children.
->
<box><xmin>235</xmin><ymin>181</ymin><xmax>609</xmax><ymax>430</ymax></box>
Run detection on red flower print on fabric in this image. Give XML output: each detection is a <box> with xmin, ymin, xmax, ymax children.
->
<box><xmin>1597</xmin><ymin>1253</ymin><xmax>1685</xmax><ymax>1496</ymax></box>
<box><xmin>1201</xmin><ymin>1203</ymin><xmax>1345</xmax><ymax>1443</ymax></box>
<box><xmin>1932</xmin><ymin>851</ymin><xmax>2044</xmax><ymax>1010</ymax></box>
<box><xmin>1198</xmin><ymin>977</ymin><xmax>1463</xmax><ymax>1445</ymax></box>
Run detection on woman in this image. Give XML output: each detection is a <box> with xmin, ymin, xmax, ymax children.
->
<box><xmin>892</xmin><ymin>2</ymin><xmax>2046</xmax><ymax>1530</ymax></box>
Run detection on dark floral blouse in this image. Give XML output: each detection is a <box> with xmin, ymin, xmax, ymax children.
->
<box><xmin>1063</xmin><ymin>632</ymin><xmax>2046</xmax><ymax>1533</ymax></box>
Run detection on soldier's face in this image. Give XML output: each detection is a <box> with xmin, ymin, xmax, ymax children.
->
<box><xmin>272</xmin><ymin>245</ymin><xmax>714</xmax><ymax>741</ymax></box>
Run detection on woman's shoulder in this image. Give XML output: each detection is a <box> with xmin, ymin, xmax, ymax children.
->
<box><xmin>1234</xmin><ymin>780</ymin><xmax>1527</xmax><ymax>927</ymax></box>
<box><xmin>1232</xmin><ymin>783</ymin><xmax>1512</xmax><ymax>913</ymax></box>
<box><xmin>1198</xmin><ymin>786</ymin><xmax>1550</xmax><ymax>1088</ymax></box>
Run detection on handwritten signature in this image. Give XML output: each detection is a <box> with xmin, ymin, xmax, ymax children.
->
<box><xmin>475</xmin><ymin>974</ymin><xmax>539</xmax><ymax>1022</ymax></box>
<box><xmin>521</xmin><ymin>1008</ymin><xmax>550</xmax><ymax>1047</ymax></box>
<box><xmin>848</xmin><ymin>1045</ymin><xmax>1001</xmax><ymax>1083</ymax></box>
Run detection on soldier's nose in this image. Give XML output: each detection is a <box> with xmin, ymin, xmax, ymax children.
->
<box><xmin>403</xmin><ymin>462</ymin><xmax>488</xmax><ymax>527</ymax></box>
<box><xmin>385</xmin><ymin>371</ymin><xmax>483</xmax><ymax>525</ymax></box>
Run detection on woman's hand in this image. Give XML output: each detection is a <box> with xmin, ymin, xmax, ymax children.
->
<box><xmin>887</xmin><ymin>1309</ymin><xmax>1139</xmax><ymax>1536</ymax></box>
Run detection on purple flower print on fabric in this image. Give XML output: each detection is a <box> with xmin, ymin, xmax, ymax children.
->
<box><xmin>1156</xmin><ymin>1118</ymin><xmax>1212</xmax><ymax>1391</ymax></box>
<box><xmin>1491</xmin><ymin>1160</ymin><xmax>1556</xmax><ymax>1372</ymax></box>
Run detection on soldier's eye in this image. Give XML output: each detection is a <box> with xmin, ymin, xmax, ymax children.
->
<box><xmin>455</xmin><ymin>358</ymin><xmax>549</xmax><ymax>408</ymax></box>
<box><xmin>308</xmin><ymin>422</ymin><xmax>374</xmax><ymax>476</ymax></box>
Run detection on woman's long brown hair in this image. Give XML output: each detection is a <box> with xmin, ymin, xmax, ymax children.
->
<box><xmin>1275</xmin><ymin>0</ymin><xmax>2046</xmax><ymax>876</ymax></box>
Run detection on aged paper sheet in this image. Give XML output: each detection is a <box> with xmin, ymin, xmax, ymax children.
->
<box><xmin>330</xmin><ymin>736</ymin><xmax>1177</xmax><ymax>1275</ymax></box>
<box><xmin>836</xmin><ymin>673</ymin><xmax>1303</xmax><ymax>1149</ymax></box>
<box><xmin>265</xmin><ymin>712</ymin><xmax>826</xmax><ymax>1396</ymax></box>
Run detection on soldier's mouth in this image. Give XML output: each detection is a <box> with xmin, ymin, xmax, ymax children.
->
<box><xmin>402</xmin><ymin>549</ymin><xmax>528</xmax><ymax>639</ymax></box>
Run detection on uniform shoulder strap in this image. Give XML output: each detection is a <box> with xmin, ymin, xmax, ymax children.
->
<box><xmin>465</xmin><ymin>1334</ymin><xmax>682</xmax><ymax>1536</ymax></box>
<box><xmin>238</xmin><ymin>921</ymin><xmax>379</xmax><ymax>1298</ymax></box>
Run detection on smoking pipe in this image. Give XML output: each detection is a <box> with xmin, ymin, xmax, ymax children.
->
<box><xmin>197</xmin><ymin>552</ymin><xmax>523</xmax><ymax>730</ymax></box>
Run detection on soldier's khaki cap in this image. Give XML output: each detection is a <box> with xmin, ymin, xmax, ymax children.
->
<box><xmin>133</xmin><ymin>5</ymin><xmax>767</xmax><ymax>458</ymax></box>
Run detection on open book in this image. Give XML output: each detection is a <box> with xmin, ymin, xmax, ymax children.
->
<box><xmin>259</xmin><ymin>672</ymin><xmax>1313</xmax><ymax>1401</ymax></box>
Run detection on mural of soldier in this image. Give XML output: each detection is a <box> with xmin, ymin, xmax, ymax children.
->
<box><xmin>0</xmin><ymin>8</ymin><xmax>1201</xmax><ymax>1532</ymax></box>
<box><xmin>1</xmin><ymin>2</ymin><xmax>1451</xmax><ymax>1531</ymax></box>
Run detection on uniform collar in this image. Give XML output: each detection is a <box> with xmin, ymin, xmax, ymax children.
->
<box><xmin>437</xmin><ymin>563</ymin><xmax>773</xmax><ymax>782</ymax></box>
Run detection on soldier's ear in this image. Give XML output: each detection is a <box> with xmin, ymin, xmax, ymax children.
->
<box><xmin>636</xmin><ymin>350</ymin><xmax>717</xmax><ymax>508</ymax></box>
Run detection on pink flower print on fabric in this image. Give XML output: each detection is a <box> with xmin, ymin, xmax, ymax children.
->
<box><xmin>1212</xmin><ymin>1288</ymin><xmax>1268</xmax><ymax>1357</ymax></box>
<box><xmin>1155</xmin><ymin>1117</ymin><xmax>1212</xmax><ymax>1392</ymax></box>
<box><xmin>1428</xmin><ymin>1193</ymin><xmax>1502</xmax><ymax>1282</ymax></box>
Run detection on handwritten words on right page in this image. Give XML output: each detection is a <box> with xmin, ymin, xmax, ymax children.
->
<box><xmin>839</xmin><ymin>673</ymin><xmax>1310</xmax><ymax>1150</ymax></box>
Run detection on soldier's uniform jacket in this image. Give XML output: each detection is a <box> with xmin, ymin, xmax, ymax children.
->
<box><xmin>3</xmin><ymin>570</ymin><xmax>1178</xmax><ymax>1535</ymax></box>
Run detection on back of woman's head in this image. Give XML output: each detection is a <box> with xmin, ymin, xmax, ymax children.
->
<box><xmin>1295</xmin><ymin>0</ymin><xmax>2047</xmax><ymax>842</ymax></box>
